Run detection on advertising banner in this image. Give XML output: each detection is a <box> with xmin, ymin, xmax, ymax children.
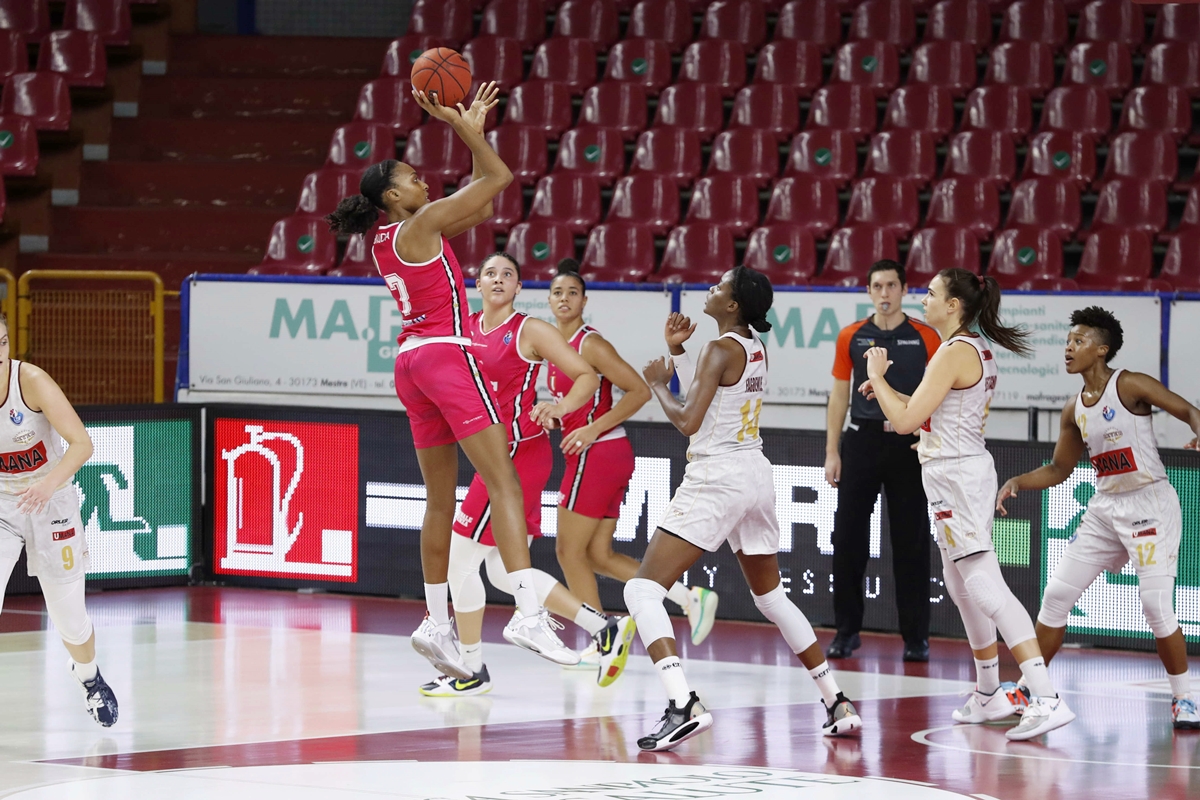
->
<box><xmin>1164</xmin><ymin>299</ymin><xmax>1200</xmax><ymax>445</ymax></box>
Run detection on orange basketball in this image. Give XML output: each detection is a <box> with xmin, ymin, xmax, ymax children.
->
<box><xmin>410</xmin><ymin>47</ymin><xmax>473</xmax><ymax>109</ymax></box>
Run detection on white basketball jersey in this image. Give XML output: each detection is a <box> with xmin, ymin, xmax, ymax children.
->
<box><xmin>918</xmin><ymin>335</ymin><xmax>997</xmax><ymax>464</ymax></box>
<box><xmin>0</xmin><ymin>361</ymin><xmax>65</xmax><ymax>495</ymax></box>
<box><xmin>687</xmin><ymin>331</ymin><xmax>767</xmax><ymax>459</ymax></box>
<box><xmin>1074</xmin><ymin>369</ymin><xmax>1167</xmax><ymax>495</ymax></box>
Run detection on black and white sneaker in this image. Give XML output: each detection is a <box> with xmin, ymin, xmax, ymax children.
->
<box><xmin>72</xmin><ymin>661</ymin><xmax>118</xmax><ymax>728</ymax></box>
<box><xmin>821</xmin><ymin>692</ymin><xmax>861</xmax><ymax>737</ymax></box>
<box><xmin>637</xmin><ymin>691</ymin><xmax>713</xmax><ymax>751</ymax></box>
<box><xmin>419</xmin><ymin>664</ymin><xmax>492</xmax><ymax>697</ymax></box>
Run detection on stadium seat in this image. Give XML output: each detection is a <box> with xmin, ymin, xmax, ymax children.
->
<box><xmin>831</xmin><ymin>40</ymin><xmax>901</xmax><ymax>98</ymax></box>
<box><xmin>1038</xmin><ymin>85</ymin><xmax>1112</xmax><ymax>142</ymax></box>
<box><xmin>906</xmin><ymin>227</ymin><xmax>980</xmax><ymax>286</ymax></box>
<box><xmin>684</xmin><ymin>175</ymin><xmax>761</xmax><ymax>236</ymax></box>
<box><xmin>580</xmin><ymin>222</ymin><xmax>657</xmax><ymax>282</ymax></box>
<box><xmin>605</xmin><ymin>174</ymin><xmax>680</xmax><ymax>235</ymax></box>
<box><xmin>477</xmin><ymin>179</ymin><xmax>524</xmax><ymax>231</ymax></box>
<box><xmin>849</xmin><ymin>0</ymin><xmax>917</xmax><ymax>53</ymax></box>
<box><xmin>1</xmin><ymin>73</ymin><xmax>71</xmax><ymax>132</ymax></box>
<box><xmin>527</xmin><ymin>173</ymin><xmax>602</xmax><ymax>235</ymax></box>
<box><xmin>381</xmin><ymin>35</ymin><xmax>449</xmax><ymax>77</ymax></box>
<box><xmin>805</xmin><ymin>84</ymin><xmax>878</xmax><ymax>143</ymax></box>
<box><xmin>1101</xmin><ymin>131</ymin><xmax>1178</xmax><ymax>188</ymax></box>
<box><xmin>1152</xmin><ymin>3</ymin><xmax>1200</xmax><ymax>45</ymax></box>
<box><xmin>1169</xmin><ymin>186</ymin><xmax>1200</xmax><ymax>241</ymax></box>
<box><xmin>579</xmin><ymin>82</ymin><xmax>648</xmax><ymax>142</ymax></box>
<box><xmin>486</xmin><ymin>126</ymin><xmax>547</xmax><ymax>186</ymax></box>
<box><xmin>763</xmin><ymin>175</ymin><xmax>840</xmax><ymax>240</ymax></box>
<box><xmin>64</xmin><ymin>0</ymin><xmax>132</xmax><ymax>47</ymax></box>
<box><xmin>1160</xmin><ymin>230</ymin><xmax>1200</xmax><ymax>293</ymax></box>
<box><xmin>986</xmin><ymin>41</ymin><xmax>1056</xmax><ymax>99</ymax></box>
<box><xmin>630</xmin><ymin>127</ymin><xmax>703</xmax><ymax>187</ymax></box>
<box><xmin>627</xmin><ymin>0</ymin><xmax>693</xmax><ymax>54</ymax></box>
<box><xmin>354</xmin><ymin>79</ymin><xmax>424</xmax><ymax>138</ymax></box>
<box><xmin>1064</xmin><ymin>41</ymin><xmax>1133</xmax><ymax>99</ymax></box>
<box><xmin>774</xmin><ymin>0</ymin><xmax>842</xmax><ymax>54</ymax></box>
<box><xmin>480</xmin><ymin>0</ymin><xmax>548</xmax><ymax>50</ymax></box>
<box><xmin>35</xmin><ymin>30</ymin><xmax>106</xmax><ymax>89</ymax></box>
<box><xmin>658</xmin><ymin>224</ymin><xmax>737</xmax><ymax>284</ymax></box>
<box><xmin>400</xmin><ymin>124</ymin><xmax>471</xmax><ymax>184</ymax></box>
<box><xmin>253</xmin><ymin>216</ymin><xmax>338</xmax><ymax>276</ymax></box>
<box><xmin>553</xmin><ymin>127</ymin><xmax>625</xmax><ymax>188</ymax></box>
<box><xmin>529</xmin><ymin>38</ymin><xmax>597</xmax><ymax>97</ymax></box>
<box><xmin>604</xmin><ymin>38</ymin><xmax>673</xmax><ymax>93</ymax></box>
<box><xmin>1000</xmin><ymin>0</ymin><xmax>1068</xmax><ymax>53</ymax></box>
<box><xmin>1142</xmin><ymin>43</ymin><xmax>1200</xmax><ymax>97</ymax></box>
<box><xmin>1088</xmin><ymin>178</ymin><xmax>1167</xmax><ymax>239</ymax></box>
<box><xmin>785</xmin><ymin>129</ymin><xmax>859</xmax><ymax>189</ymax></box>
<box><xmin>845</xmin><ymin>177</ymin><xmax>919</xmax><ymax>238</ymax></box>
<box><xmin>743</xmin><ymin>225</ymin><xmax>818</xmax><ymax>284</ymax></box>
<box><xmin>907</xmin><ymin>41</ymin><xmax>978</xmax><ymax>100</ymax></box>
<box><xmin>295</xmin><ymin>169</ymin><xmax>362</xmax><ymax>219</ymax></box>
<box><xmin>707</xmin><ymin>129</ymin><xmax>780</xmax><ymax>188</ymax></box>
<box><xmin>463</xmin><ymin>36</ymin><xmax>527</xmax><ymax>94</ymax></box>
<box><xmin>1020</xmin><ymin>131</ymin><xmax>1096</xmax><ymax>190</ymax></box>
<box><xmin>1075</xmin><ymin>0</ymin><xmax>1144</xmax><ymax>51</ymax></box>
<box><xmin>1119</xmin><ymin>86</ymin><xmax>1193</xmax><ymax>145</ymax></box>
<box><xmin>924</xmin><ymin>0</ymin><xmax>992</xmax><ymax>53</ymax></box>
<box><xmin>882</xmin><ymin>86</ymin><xmax>955</xmax><ymax>143</ymax></box>
<box><xmin>861</xmin><ymin>130</ymin><xmax>937</xmax><ymax>190</ymax></box>
<box><xmin>407</xmin><ymin>0</ymin><xmax>474</xmax><ymax>48</ymax></box>
<box><xmin>654</xmin><ymin>83</ymin><xmax>725</xmax><ymax>143</ymax></box>
<box><xmin>925</xmin><ymin>177</ymin><xmax>1001</xmax><ymax>241</ymax></box>
<box><xmin>0</xmin><ymin>0</ymin><xmax>50</xmax><ymax>42</ymax></box>
<box><xmin>326</xmin><ymin>235</ymin><xmax>380</xmax><ymax>279</ymax></box>
<box><xmin>814</xmin><ymin>225</ymin><xmax>900</xmax><ymax>286</ymax></box>
<box><xmin>502</xmin><ymin>81</ymin><xmax>573</xmax><ymax>138</ymax></box>
<box><xmin>943</xmin><ymin>131</ymin><xmax>1018</xmax><ymax>190</ymax></box>
<box><xmin>1004</xmin><ymin>177</ymin><xmax>1081</xmax><ymax>240</ymax></box>
<box><xmin>505</xmin><ymin>220</ymin><xmax>578</xmax><ymax>270</ymax></box>
<box><xmin>553</xmin><ymin>0</ymin><xmax>619</xmax><ymax>51</ymax></box>
<box><xmin>987</xmin><ymin>227</ymin><xmax>1065</xmax><ymax>288</ymax></box>
<box><xmin>0</xmin><ymin>31</ymin><xmax>25</xmax><ymax>84</ymax></box>
<box><xmin>962</xmin><ymin>85</ymin><xmax>1034</xmax><ymax>143</ymax></box>
<box><xmin>0</xmin><ymin>115</ymin><xmax>37</xmax><ymax>176</ymax></box>
<box><xmin>701</xmin><ymin>0</ymin><xmax>768</xmax><ymax>53</ymax></box>
<box><xmin>1076</xmin><ymin>229</ymin><xmax>1164</xmax><ymax>291</ymax></box>
<box><xmin>729</xmin><ymin>84</ymin><xmax>801</xmax><ymax>143</ymax></box>
<box><xmin>753</xmin><ymin>40</ymin><xmax>824</xmax><ymax>98</ymax></box>
<box><xmin>678</xmin><ymin>40</ymin><xmax>748</xmax><ymax>99</ymax></box>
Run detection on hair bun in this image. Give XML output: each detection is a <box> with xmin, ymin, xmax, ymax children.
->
<box><xmin>556</xmin><ymin>257</ymin><xmax>581</xmax><ymax>275</ymax></box>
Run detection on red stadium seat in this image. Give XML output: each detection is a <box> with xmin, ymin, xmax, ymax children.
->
<box><xmin>35</xmin><ymin>30</ymin><xmax>106</xmax><ymax>89</ymax></box>
<box><xmin>849</xmin><ymin>0</ymin><xmax>917</xmax><ymax>53</ymax></box>
<box><xmin>986</xmin><ymin>41</ymin><xmax>1056</xmax><ymax>99</ymax></box>
<box><xmin>1142</xmin><ymin>43</ymin><xmax>1200</xmax><ymax>97</ymax></box>
<box><xmin>580</xmin><ymin>222</ymin><xmax>657</xmax><ymax>282</ymax></box>
<box><xmin>1119</xmin><ymin>86</ymin><xmax>1193</xmax><ymax>145</ymax></box>
<box><xmin>486</xmin><ymin>126</ymin><xmax>547</xmax><ymax>186</ymax></box>
<box><xmin>295</xmin><ymin>169</ymin><xmax>362</xmax><ymax>219</ymax></box>
<box><xmin>463</xmin><ymin>36</ymin><xmax>527</xmax><ymax>94</ymax></box>
<box><xmin>831</xmin><ymin>40</ymin><xmax>901</xmax><ymax>98</ymax></box>
<box><xmin>505</xmin><ymin>221</ymin><xmax>578</xmax><ymax>270</ymax></box>
<box><xmin>1076</xmin><ymin>229</ymin><xmax>1162</xmax><ymax>291</ymax></box>
<box><xmin>1101</xmin><ymin>131</ymin><xmax>1178</xmax><ymax>188</ymax></box>
<box><xmin>553</xmin><ymin>0</ymin><xmax>619</xmax><ymax>51</ymax></box>
<box><xmin>407</xmin><ymin>0</ymin><xmax>474</xmax><ymax>48</ymax></box>
<box><xmin>1038</xmin><ymin>85</ymin><xmax>1112</xmax><ymax>143</ymax></box>
<box><xmin>943</xmin><ymin>131</ymin><xmax>1018</xmax><ymax>190</ymax></box>
<box><xmin>1000</xmin><ymin>0</ymin><xmax>1068</xmax><ymax>53</ymax></box>
<box><xmin>907</xmin><ymin>41</ymin><xmax>978</xmax><ymax>100</ymax></box>
<box><xmin>480</xmin><ymin>0</ymin><xmax>548</xmax><ymax>50</ymax></box>
<box><xmin>861</xmin><ymin>130</ymin><xmax>937</xmax><ymax>190</ymax></box>
<box><xmin>400</xmin><ymin>124</ymin><xmax>471</xmax><ymax>184</ymax></box>
<box><xmin>987</xmin><ymin>227</ymin><xmax>1064</xmax><ymax>288</ymax></box>
<box><xmin>925</xmin><ymin>177</ymin><xmax>1001</xmax><ymax>241</ymax></box>
<box><xmin>354</xmin><ymin>79</ymin><xmax>425</xmax><ymax>138</ymax></box>
<box><xmin>1064</xmin><ymin>42</ymin><xmax>1133</xmax><ymax>99</ymax></box>
<box><xmin>502</xmin><ymin>81</ymin><xmax>573</xmax><ymax>138</ymax></box>
<box><xmin>753</xmin><ymin>40</ymin><xmax>824</xmax><ymax>98</ymax></box>
<box><xmin>1170</xmin><ymin>186</ymin><xmax>1200</xmax><ymax>241</ymax></box>
<box><xmin>815</xmin><ymin>225</ymin><xmax>899</xmax><ymax>286</ymax></box>
<box><xmin>381</xmin><ymin>35</ymin><xmax>451</xmax><ymax>77</ymax></box>
<box><xmin>707</xmin><ymin>129</ymin><xmax>780</xmax><ymax>188</ymax></box>
<box><xmin>906</xmin><ymin>227</ymin><xmax>981</xmax><ymax>287</ymax></box>
<box><xmin>327</xmin><ymin>235</ymin><xmax>381</xmax><ymax>279</ymax></box>
<box><xmin>605</xmin><ymin>174</ymin><xmax>679</xmax><ymax>236</ymax></box>
<box><xmin>1152</xmin><ymin>3</ymin><xmax>1200</xmax><ymax>45</ymax></box>
<box><xmin>630</xmin><ymin>127</ymin><xmax>703</xmax><ymax>187</ymax></box>
<box><xmin>528</xmin><ymin>173</ymin><xmax>602</xmax><ymax>235</ymax></box>
<box><xmin>1160</xmin><ymin>230</ymin><xmax>1200</xmax><ymax>293</ymax></box>
<box><xmin>729</xmin><ymin>84</ymin><xmax>801</xmax><ymax>143</ymax></box>
<box><xmin>701</xmin><ymin>0</ymin><xmax>768</xmax><ymax>53</ymax></box>
<box><xmin>529</xmin><ymin>38</ymin><xmax>597</xmax><ymax>97</ymax></box>
<box><xmin>0</xmin><ymin>114</ymin><xmax>37</xmax><ymax>176</ymax></box>
<box><xmin>64</xmin><ymin>0</ymin><xmax>132</xmax><ymax>47</ymax></box>
<box><xmin>763</xmin><ymin>175</ymin><xmax>840</xmax><ymax>240</ymax></box>
<box><xmin>805</xmin><ymin>84</ymin><xmax>878</xmax><ymax>143</ymax></box>
<box><xmin>654</xmin><ymin>83</ymin><xmax>725</xmax><ymax>143</ymax></box>
<box><xmin>775</xmin><ymin>0</ymin><xmax>842</xmax><ymax>54</ymax></box>
<box><xmin>882</xmin><ymin>85</ymin><xmax>955</xmax><ymax>143</ymax></box>
<box><xmin>743</xmin><ymin>225</ymin><xmax>819</xmax><ymax>284</ymax></box>
<box><xmin>658</xmin><ymin>224</ymin><xmax>737</xmax><ymax>284</ymax></box>
<box><xmin>579</xmin><ymin>82</ymin><xmax>648</xmax><ymax>142</ymax></box>
<box><xmin>924</xmin><ymin>0</ymin><xmax>992</xmax><ymax>53</ymax></box>
<box><xmin>0</xmin><ymin>0</ymin><xmax>50</xmax><ymax>42</ymax></box>
<box><xmin>684</xmin><ymin>175</ymin><xmax>761</xmax><ymax>236</ymax></box>
<box><xmin>845</xmin><ymin>177</ymin><xmax>920</xmax><ymax>238</ymax></box>
<box><xmin>1020</xmin><ymin>131</ymin><xmax>1096</xmax><ymax>190</ymax></box>
<box><xmin>448</xmin><ymin>226</ymin><xmax>499</xmax><ymax>278</ymax></box>
<box><xmin>604</xmin><ymin>38</ymin><xmax>673</xmax><ymax>93</ymax></box>
<box><xmin>476</xmin><ymin>178</ymin><xmax>524</xmax><ymax>231</ymax></box>
<box><xmin>1004</xmin><ymin>177</ymin><xmax>1081</xmax><ymax>240</ymax></box>
<box><xmin>1088</xmin><ymin>178</ymin><xmax>1167</xmax><ymax>239</ymax></box>
<box><xmin>678</xmin><ymin>40</ymin><xmax>748</xmax><ymax>99</ymax></box>
<box><xmin>627</xmin><ymin>0</ymin><xmax>693</xmax><ymax>55</ymax></box>
<box><xmin>785</xmin><ymin>129</ymin><xmax>859</xmax><ymax>189</ymax></box>
<box><xmin>553</xmin><ymin>126</ymin><xmax>625</xmax><ymax>188</ymax></box>
<box><xmin>0</xmin><ymin>31</ymin><xmax>26</xmax><ymax>84</ymax></box>
<box><xmin>253</xmin><ymin>216</ymin><xmax>338</xmax><ymax>276</ymax></box>
<box><xmin>962</xmin><ymin>85</ymin><xmax>1034</xmax><ymax>143</ymax></box>
<box><xmin>1075</xmin><ymin>0</ymin><xmax>1144</xmax><ymax>51</ymax></box>
<box><xmin>1</xmin><ymin>73</ymin><xmax>71</xmax><ymax>132</ymax></box>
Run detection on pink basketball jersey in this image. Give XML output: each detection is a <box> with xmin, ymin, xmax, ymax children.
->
<box><xmin>371</xmin><ymin>222</ymin><xmax>470</xmax><ymax>346</ymax></box>
<box><xmin>546</xmin><ymin>325</ymin><xmax>618</xmax><ymax>438</ymax></box>
<box><xmin>469</xmin><ymin>311</ymin><xmax>543</xmax><ymax>443</ymax></box>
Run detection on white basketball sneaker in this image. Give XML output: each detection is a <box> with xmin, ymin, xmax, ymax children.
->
<box><xmin>503</xmin><ymin>608</ymin><xmax>581</xmax><ymax>666</ymax></box>
<box><xmin>563</xmin><ymin>641</ymin><xmax>601</xmax><ymax>671</ymax></box>
<box><xmin>410</xmin><ymin>614</ymin><xmax>471</xmax><ymax>680</ymax></box>
<box><xmin>1005</xmin><ymin>694</ymin><xmax>1076</xmax><ymax>740</ymax></box>
<box><xmin>686</xmin><ymin>586</ymin><xmax>719</xmax><ymax>646</ymax></box>
<box><xmin>952</xmin><ymin>683</ymin><xmax>1024</xmax><ymax>724</ymax></box>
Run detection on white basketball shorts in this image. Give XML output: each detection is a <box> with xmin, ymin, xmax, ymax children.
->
<box><xmin>657</xmin><ymin>448</ymin><xmax>780</xmax><ymax>555</ymax></box>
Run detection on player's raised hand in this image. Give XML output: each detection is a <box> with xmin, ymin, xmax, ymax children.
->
<box><xmin>460</xmin><ymin>81</ymin><xmax>500</xmax><ymax>134</ymax></box>
<box><xmin>863</xmin><ymin>347</ymin><xmax>892</xmax><ymax>380</ymax></box>
<box><xmin>664</xmin><ymin>312</ymin><xmax>697</xmax><ymax>349</ymax></box>
<box><xmin>996</xmin><ymin>478</ymin><xmax>1020</xmax><ymax>516</ymax></box>
<box><xmin>642</xmin><ymin>355</ymin><xmax>675</xmax><ymax>387</ymax></box>
<box><xmin>412</xmin><ymin>88</ymin><xmax>466</xmax><ymax>125</ymax></box>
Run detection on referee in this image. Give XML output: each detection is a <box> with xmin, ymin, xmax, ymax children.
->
<box><xmin>824</xmin><ymin>260</ymin><xmax>940</xmax><ymax>662</ymax></box>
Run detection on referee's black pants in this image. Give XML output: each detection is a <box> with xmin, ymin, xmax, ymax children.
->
<box><xmin>831</xmin><ymin>423</ymin><xmax>931</xmax><ymax>644</ymax></box>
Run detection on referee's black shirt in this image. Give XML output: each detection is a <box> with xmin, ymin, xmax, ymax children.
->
<box><xmin>832</xmin><ymin>315</ymin><xmax>941</xmax><ymax>421</ymax></box>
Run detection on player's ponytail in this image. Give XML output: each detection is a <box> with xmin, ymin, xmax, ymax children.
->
<box><xmin>731</xmin><ymin>266</ymin><xmax>773</xmax><ymax>334</ymax></box>
<box><xmin>325</xmin><ymin>160</ymin><xmax>396</xmax><ymax>235</ymax></box>
<box><xmin>939</xmin><ymin>268</ymin><xmax>1032</xmax><ymax>357</ymax></box>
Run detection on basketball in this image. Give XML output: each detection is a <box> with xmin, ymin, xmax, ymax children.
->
<box><xmin>410</xmin><ymin>47</ymin><xmax>473</xmax><ymax>108</ymax></box>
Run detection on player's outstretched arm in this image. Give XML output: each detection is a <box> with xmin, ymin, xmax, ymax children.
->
<box><xmin>524</xmin><ymin>318</ymin><xmax>600</xmax><ymax>427</ymax></box>
<box><xmin>441</xmin><ymin>82</ymin><xmax>503</xmax><ymax>239</ymax></box>
<box><xmin>997</xmin><ymin>399</ymin><xmax>1084</xmax><ymax>516</ymax></box>
<box><xmin>1120</xmin><ymin>370</ymin><xmax>1200</xmax><ymax>450</ymax></box>
<box><xmin>643</xmin><ymin>339</ymin><xmax>734</xmax><ymax>437</ymax></box>
<box><xmin>15</xmin><ymin>364</ymin><xmax>93</xmax><ymax>514</ymax></box>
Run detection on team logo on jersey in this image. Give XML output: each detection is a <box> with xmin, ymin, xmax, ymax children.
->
<box><xmin>454</xmin><ymin>509</ymin><xmax>474</xmax><ymax>528</ymax></box>
<box><xmin>1104</xmin><ymin>428</ymin><xmax>1123</xmax><ymax>443</ymax></box>
<box><xmin>1090</xmin><ymin>446</ymin><xmax>1138</xmax><ymax>477</ymax></box>
<box><xmin>750</xmin><ymin>351</ymin><xmax>764</xmax><ymax>363</ymax></box>
<box><xmin>1102</xmin><ymin>406</ymin><xmax>1116</xmax><ymax>421</ymax></box>
<box><xmin>981</xmin><ymin>350</ymin><xmax>993</xmax><ymax>361</ymax></box>
<box><xmin>51</xmin><ymin>528</ymin><xmax>76</xmax><ymax>541</ymax></box>
<box><xmin>934</xmin><ymin>509</ymin><xmax>953</xmax><ymax>520</ymax></box>
<box><xmin>11</xmin><ymin>429</ymin><xmax>33</xmax><ymax>444</ymax></box>
<box><xmin>8</xmin><ymin>409</ymin><xmax>22</xmax><ymax>425</ymax></box>
<box><xmin>503</xmin><ymin>331</ymin><xmax>513</xmax><ymax>345</ymax></box>
<box><xmin>1133</xmin><ymin>527</ymin><xmax>1157</xmax><ymax>539</ymax></box>
<box><xmin>0</xmin><ymin>441</ymin><xmax>46</xmax><ymax>473</ymax></box>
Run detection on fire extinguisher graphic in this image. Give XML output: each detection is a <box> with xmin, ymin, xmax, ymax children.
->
<box><xmin>221</xmin><ymin>424</ymin><xmax>305</xmax><ymax>569</ymax></box>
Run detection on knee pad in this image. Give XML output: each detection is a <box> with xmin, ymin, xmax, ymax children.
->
<box><xmin>963</xmin><ymin>571</ymin><xmax>1005</xmax><ymax>618</ymax></box>
<box><xmin>448</xmin><ymin>535</ymin><xmax>489</xmax><ymax>614</ymax></box>
<box><xmin>624</xmin><ymin>578</ymin><xmax>673</xmax><ymax>646</ymax></box>
<box><xmin>752</xmin><ymin>584</ymin><xmax>817</xmax><ymax>654</ymax></box>
<box><xmin>1037</xmin><ymin>576</ymin><xmax>1082</xmax><ymax>629</ymax></box>
<box><xmin>1139</xmin><ymin>576</ymin><xmax>1179</xmax><ymax>639</ymax></box>
<box><xmin>41</xmin><ymin>578</ymin><xmax>93</xmax><ymax>647</ymax></box>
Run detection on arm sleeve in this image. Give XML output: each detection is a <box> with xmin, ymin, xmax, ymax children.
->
<box><xmin>672</xmin><ymin>352</ymin><xmax>696</xmax><ymax>395</ymax></box>
<box><xmin>831</xmin><ymin>325</ymin><xmax>855</xmax><ymax>381</ymax></box>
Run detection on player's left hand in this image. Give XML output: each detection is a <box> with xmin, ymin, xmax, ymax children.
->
<box><xmin>530</xmin><ymin>400</ymin><xmax>564</xmax><ymax>430</ymax></box>
<box><xmin>864</xmin><ymin>347</ymin><xmax>892</xmax><ymax>380</ymax></box>
<box><xmin>411</xmin><ymin>88</ymin><xmax>466</xmax><ymax>125</ymax></box>
<box><xmin>1185</xmin><ymin>436</ymin><xmax>1199</xmax><ymax>451</ymax></box>
<box><xmin>16</xmin><ymin>480</ymin><xmax>54</xmax><ymax>515</ymax></box>
<box><xmin>561</xmin><ymin>423</ymin><xmax>599</xmax><ymax>455</ymax></box>
<box><xmin>459</xmin><ymin>81</ymin><xmax>500</xmax><ymax>135</ymax></box>
<box><xmin>642</xmin><ymin>356</ymin><xmax>675</xmax><ymax>387</ymax></box>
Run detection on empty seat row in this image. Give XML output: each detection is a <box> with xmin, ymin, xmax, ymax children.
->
<box><xmin>0</xmin><ymin>0</ymin><xmax>134</xmax><ymax>47</ymax></box>
<box><xmin>2</xmin><ymin>30</ymin><xmax>110</xmax><ymax>88</ymax></box>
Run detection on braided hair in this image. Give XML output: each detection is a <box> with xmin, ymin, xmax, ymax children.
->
<box><xmin>730</xmin><ymin>266</ymin><xmax>773</xmax><ymax>333</ymax></box>
<box><xmin>325</xmin><ymin>160</ymin><xmax>396</xmax><ymax>235</ymax></box>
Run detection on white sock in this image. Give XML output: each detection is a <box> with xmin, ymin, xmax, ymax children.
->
<box><xmin>72</xmin><ymin>658</ymin><xmax>98</xmax><ymax>682</ymax></box>
<box><xmin>666</xmin><ymin>582</ymin><xmax>690</xmax><ymax>610</ymax></box>
<box><xmin>1018</xmin><ymin>656</ymin><xmax>1055</xmax><ymax>698</ymax></box>
<box><xmin>654</xmin><ymin>655</ymin><xmax>692</xmax><ymax>706</ymax></box>
<box><xmin>424</xmin><ymin>582</ymin><xmax>449</xmax><ymax>625</ymax></box>
<box><xmin>461</xmin><ymin>641</ymin><xmax>483</xmax><ymax>673</ymax></box>
<box><xmin>975</xmin><ymin>656</ymin><xmax>1001</xmax><ymax>694</ymax></box>
<box><xmin>508</xmin><ymin>569</ymin><xmax>540</xmax><ymax>617</ymax></box>
<box><xmin>807</xmin><ymin>661</ymin><xmax>841</xmax><ymax>707</ymax></box>
<box><xmin>574</xmin><ymin>603</ymin><xmax>608</xmax><ymax>636</ymax></box>
<box><xmin>1168</xmin><ymin>671</ymin><xmax>1192</xmax><ymax>699</ymax></box>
